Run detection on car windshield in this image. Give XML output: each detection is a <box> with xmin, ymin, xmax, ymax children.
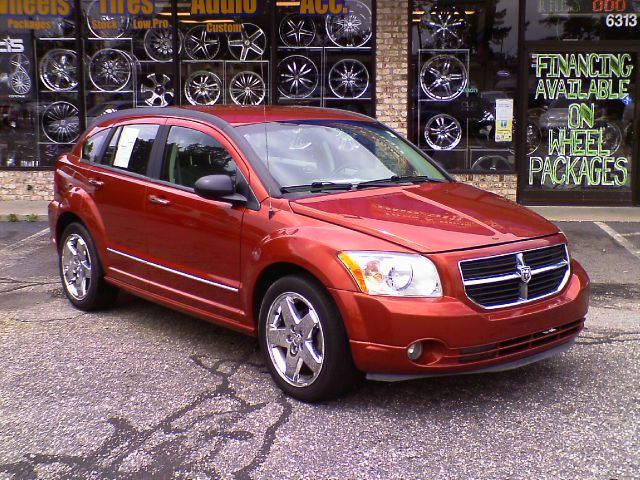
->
<box><xmin>236</xmin><ymin>120</ymin><xmax>448</xmax><ymax>193</ymax></box>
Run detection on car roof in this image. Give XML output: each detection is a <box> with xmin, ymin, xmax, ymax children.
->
<box><xmin>92</xmin><ymin>105</ymin><xmax>375</xmax><ymax>129</ymax></box>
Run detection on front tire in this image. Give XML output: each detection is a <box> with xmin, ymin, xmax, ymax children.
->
<box><xmin>259</xmin><ymin>275</ymin><xmax>357</xmax><ymax>402</ymax></box>
<box><xmin>59</xmin><ymin>222</ymin><xmax>118</xmax><ymax>311</ymax></box>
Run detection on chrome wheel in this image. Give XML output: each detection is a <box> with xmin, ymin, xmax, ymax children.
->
<box><xmin>10</xmin><ymin>70</ymin><xmax>31</xmax><ymax>95</ymax></box>
<box><xmin>279</xmin><ymin>14</ymin><xmax>316</xmax><ymax>47</ymax></box>
<box><xmin>424</xmin><ymin>114</ymin><xmax>462</xmax><ymax>150</ymax></box>
<box><xmin>265</xmin><ymin>292</ymin><xmax>324</xmax><ymax>388</ymax></box>
<box><xmin>229</xmin><ymin>71</ymin><xmax>265</xmax><ymax>105</ymax></box>
<box><xmin>10</xmin><ymin>53</ymin><xmax>30</xmax><ymax>72</ymax></box>
<box><xmin>422</xmin><ymin>10</ymin><xmax>466</xmax><ymax>49</ymax></box>
<box><xmin>278</xmin><ymin>56</ymin><xmax>318</xmax><ymax>99</ymax></box>
<box><xmin>471</xmin><ymin>154</ymin><xmax>512</xmax><ymax>172</ymax></box>
<box><xmin>526</xmin><ymin>122</ymin><xmax>541</xmax><ymax>154</ymax></box>
<box><xmin>325</xmin><ymin>0</ymin><xmax>372</xmax><ymax>47</ymax></box>
<box><xmin>86</xmin><ymin>0</ymin><xmax>130</xmax><ymax>38</ymax></box>
<box><xmin>420</xmin><ymin>54</ymin><xmax>467</xmax><ymax>101</ymax></box>
<box><xmin>35</xmin><ymin>17</ymin><xmax>75</xmax><ymax>38</ymax></box>
<box><xmin>61</xmin><ymin>233</ymin><xmax>92</xmax><ymax>301</ymax></box>
<box><xmin>184</xmin><ymin>25</ymin><xmax>221</xmax><ymax>60</ymax></box>
<box><xmin>328</xmin><ymin>59</ymin><xmax>369</xmax><ymax>99</ymax></box>
<box><xmin>184</xmin><ymin>71</ymin><xmax>222</xmax><ymax>105</ymax></box>
<box><xmin>140</xmin><ymin>73</ymin><xmax>174</xmax><ymax>107</ymax></box>
<box><xmin>227</xmin><ymin>23</ymin><xmax>266</xmax><ymax>61</ymax></box>
<box><xmin>89</xmin><ymin>49</ymin><xmax>132</xmax><ymax>92</ymax></box>
<box><xmin>597</xmin><ymin>121</ymin><xmax>622</xmax><ymax>154</ymax></box>
<box><xmin>42</xmin><ymin>102</ymin><xmax>80</xmax><ymax>143</ymax></box>
<box><xmin>39</xmin><ymin>49</ymin><xmax>78</xmax><ymax>92</ymax></box>
<box><xmin>144</xmin><ymin>28</ymin><xmax>182</xmax><ymax>62</ymax></box>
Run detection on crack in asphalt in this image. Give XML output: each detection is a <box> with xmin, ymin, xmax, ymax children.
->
<box><xmin>577</xmin><ymin>331</ymin><xmax>640</xmax><ymax>346</ymax></box>
<box><xmin>0</xmin><ymin>356</ymin><xmax>292</xmax><ymax>480</ymax></box>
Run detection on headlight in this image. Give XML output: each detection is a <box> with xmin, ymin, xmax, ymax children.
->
<box><xmin>338</xmin><ymin>251</ymin><xmax>442</xmax><ymax>297</ymax></box>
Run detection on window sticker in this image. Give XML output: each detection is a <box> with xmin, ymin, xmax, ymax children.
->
<box><xmin>495</xmin><ymin>99</ymin><xmax>514</xmax><ymax>143</ymax></box>
<box><xmin>113</xmin><ymin>127</ymin><xmax>140</xmax><ymax>168</ymax></box>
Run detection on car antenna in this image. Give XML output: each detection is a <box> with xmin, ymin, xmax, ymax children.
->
<box><xmin>258</xmin><ymin>47</ymin><xmax>275</xmax><ymax>220</ymax></box>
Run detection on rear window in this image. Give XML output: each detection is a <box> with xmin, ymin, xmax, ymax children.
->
<box><xmin>100</xmin><ymin>124</ymin><xmax>159</xmax><ymax>175</ymax></box>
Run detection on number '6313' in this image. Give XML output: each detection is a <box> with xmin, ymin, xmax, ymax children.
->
<box><xmin>606</xmin><ymin>13</ymin><xmax>638</xmax><ymax>27</ymax></box>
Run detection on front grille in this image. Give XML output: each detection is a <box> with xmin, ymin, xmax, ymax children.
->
<box><xmin>459</xmin><ymin>244</ymin><xmax>570</xmax><ymax>309</ymax></box>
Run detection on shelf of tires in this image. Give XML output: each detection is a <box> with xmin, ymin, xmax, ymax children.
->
<box><xmin>275</xmin><ymin>0</ymin><xmax>374</xmax><ymax>116</ymax></box>
<box><xmin>415</xmin><ymin>7</ymin><xmax>514</xmax><ymax>173</ymax></box>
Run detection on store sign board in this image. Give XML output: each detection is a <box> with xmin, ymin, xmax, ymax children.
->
<box><xmin>0</xmin><ymin>0</ymin><xmax>71</xmax><ymax>16</ymax></box>
<box><xmin>0</xmin><ymin>33</ymin><xmax>34</xmax><ymax>100</ymax></box>
<box><xmin>528</xmin><ymin>52</ymin><xmax>633</xmax><ymax>188</ymax></box>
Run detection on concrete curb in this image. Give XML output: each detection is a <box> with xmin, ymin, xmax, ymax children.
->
<box><xmin>0</xmin><ymin>201</ymin><xmax>50</xmax><ymax>223</ymax></box>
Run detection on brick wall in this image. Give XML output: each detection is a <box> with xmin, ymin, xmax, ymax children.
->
<box><xmin>454</xmin><ymin>173</ymin><xmax>518</xmax><ymax>202</ymax></box>
<box><xmin>0</xmin><ymin>171</ymin><xmax>54</xmax><ymax>201</ymax></box>
<box><xmin>375</xmin><ymin>0</ymin><xmax>409</xmax><ymax>136</ymax></box>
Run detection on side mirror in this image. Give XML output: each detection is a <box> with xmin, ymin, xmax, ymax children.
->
<box><xmin>194</xmin><ymin>175</ymin><xmax>247</xmax><ymax>205</ymax></box>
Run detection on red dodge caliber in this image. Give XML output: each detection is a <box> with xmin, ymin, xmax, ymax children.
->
<box><xmin>49</xmin><ymin>106</ymin><xmax>590</xmax><ymax>402</ymax></box>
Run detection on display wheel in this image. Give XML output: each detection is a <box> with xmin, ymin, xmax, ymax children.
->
<box><xmin>184</xmin><ymin>25</ymin><xmax>222</xmax><ymax>60</ymax></box>
<box><xmin>227</xmin><ymin>23</ymin><xmax>267</xmax><ymax>61</ymax></box>
<box><xmin>140</xmin><ymin>73</ymin><xmax>174</xmax><ymax>107</ymax></box>
<box><xmin>39</xmin><ymin>49</ymin><xmax>78</xmax><ymax>92</ymax></box>
<box><xmin>420</xmin><ymin>54</ymin><xmax>468</xmax><ymax>101</ymax></box>
<box><xmin>89</xmin><ymin>49</ymin><xmax>132</xmax><ymax>92</ymax></box>
<box><xmin>10</xmin><ymin>70</ymin><xmax>31</xmax><ymax>95</ymax></box>
<box><xmin>471</xmin><ymin>154</ymin><xmax>512</xmax><ymax>172</ymax></box>
<box><xmin>424</xmin><ymin>114</ymin><xmax>462</xmax><ymax>150</ymax></box>
<box><xmin>328</xmin><ymin>59</ymin><xmax>369</xmax><ymax>99</ymax></box>
<box><xmin>86</xmin><ymin>0</ymin><xmax>130</xmax><ymax>38</ymax></box>
<box><xmin>42</xmin><ymin>102</ymin><xmax>80</xmax><ymax>143</ymax></box>
<box><xmin>422</xmin><ymin>10</ymin><xmax>466</xmax><ymax>49</ymax></box>
<box><xmin>229</xmin><ymin>71</ymin><xmax>266</xmax><ymax>105</ymax></box>
<box><xmin>184</xmin><ymin>71</ymin><xmax>222</xmax><ymax>105</ymax></box>
<box><xmin>144</xmin><ymin>28</ymin><xmax>183</xmax><ymax>62</ymax></box>
<box><xmin>279</xmin><ymin>14</ymin><xmax>316</xmax><ymax>47</ymax></box>
<box><xmin>325</xmin><ymin>0</ymin><xmax>372</xmax><ymax>47</ymax></box>
<box><xmin>278</xmin><ymin>56</ymin><xmax>318</xmax><ymax>99</ymax></box>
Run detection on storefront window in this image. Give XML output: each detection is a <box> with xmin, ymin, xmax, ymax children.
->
<box><xmin>410</xmin><ymin>0</ymin><xmax>519</xmax><ymax>173</ymax></box>
<box><xmin>0</xmin><ymin>0</ymin><xmax>376</xmax><ymax>170</ymax></box>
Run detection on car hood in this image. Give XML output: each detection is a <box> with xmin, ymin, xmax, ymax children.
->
<box><xmin>289</xmin><ymin>183</ymin><xmax>560</xmax><ymax>253</ymax></box>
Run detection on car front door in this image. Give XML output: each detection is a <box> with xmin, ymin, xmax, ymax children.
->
<box><xmin>144</xmin><ymin>121</ymin><xmax>248</xmax><ymax>328</ymax></box>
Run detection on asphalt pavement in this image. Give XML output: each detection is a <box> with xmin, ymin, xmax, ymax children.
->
<box><xmin>0</xmin><ymin>219</ymin><xmax>638</xmax><ymax>479</ymax></box>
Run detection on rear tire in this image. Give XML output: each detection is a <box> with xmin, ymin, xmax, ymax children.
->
<box><xmin>58</xmin><ymin>222</ymin><xmax>118</xmax><ymax>311</ymax></box>
<box><xmin>259</xmin><ymin>274</ymin><xmax>357</xmax><ymax>402</ymax></box>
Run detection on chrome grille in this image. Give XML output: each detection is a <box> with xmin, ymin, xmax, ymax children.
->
<box><xmin>459</xmin><ymin>244</ymin><xmax>570</xmax><ymax>309</ymax></box>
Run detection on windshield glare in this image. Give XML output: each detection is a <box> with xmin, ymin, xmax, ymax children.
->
<box><xmin>236</xmin><ymin>121</ymin><xmax>447</xmax><ymax>189</ymax></box>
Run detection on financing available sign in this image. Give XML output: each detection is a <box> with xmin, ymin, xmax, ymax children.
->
<box><xmin>528</xmin><ymin>52</ymin><xmax>633</xmax><ymax>189</ymax></box>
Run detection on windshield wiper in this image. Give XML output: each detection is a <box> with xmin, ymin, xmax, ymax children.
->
<box><xmin>356</xmin><ymin>175</ymin><xmax>446</xmax><ymax>189</ymax></box>
<box><xmin>280</xmin><ymin>181</ymin><xmax>354</xmax><ymax>193</ymax></box>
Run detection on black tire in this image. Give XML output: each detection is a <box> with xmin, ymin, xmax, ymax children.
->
<box><xmin>258</xmin><ymin>274</ymin><xmax>357</xmax><ymax>402</ymax></box>
<box><xmin>58</xmin><ymin>222</ymin><xmax>118</xmax><ymax>311</ymax></box>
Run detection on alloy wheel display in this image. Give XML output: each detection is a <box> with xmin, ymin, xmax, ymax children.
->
<box><xmin>420</xmin><ymin>54</ymin><xmax>467</xmax><ymax>101</ymax></box>
<box><xmin>279</xmin><ymin>14</ymin><xmax>316</xmax><ymax>47</ymax></box>
<box><xmin>424</xmin><ymin>114</ymin><xmax>462</xmax><ymax>150</ymax></box>
<box><xmin>42</xmin><ymin>101</ymin><xmax>80</xmax><ymax>143</ymax></box>
<box><xmin>422</xmin><ymin>10</ymin><xmax>466</xmax><ymax>49</ymax></box>
<box><xmin>325</xmin><ymin>0</ymin><xmax>372</xmax><ymax>47</ymax></box>
<box><xmin>227</xmin><ymin>23</ymin><xmax>267</xmax><ymax>61</ymax></box>
<box><xmin>89</xmin><ymin>49</ymin><xmax>132</xmax><ymax>92</ymax></box>
<box><xmin>35</xmin><ymin>17</ymin><xmax>75</xmax><ymax>38</ymax></box>
<box><xmin>184</xmin><ymin>71</ymin><xmax>222</xmax><ymax>105</ymax></box>
<box><xmin>526</xmin><ymin>122</ymin><xmax>541</xmax><ymax>154</ymax></box>
<box><xmin>328</xmin><ymin>59</ymin><xmax>369</xmax><ymax>99</ymax></box>
<box><xmin>39</xmin><ymin>49</ymin><xmax>78</xmax><ymax>92</ymax></box>
<box><xmin>278</xmin><ymin>55</ymin><xmax>318</xmax><ymax>99</ymax></box>
<box><xmin>184</xmin><ymin>25</ymin><xmax>222</xmax><ymax>60</ymax></box>
<box><xmin>86</xmin><ymin>0</ymin><xmax>131</xmax><ymax>38</ymax></box>
<box><xmin>10</xmin><ymin>70</ymin><xmax>31</xmax><ymax>95</ymax></box>
<box><xmin>471</xmin><ymin>154</ymin><xmax>512</xmax><ymax>172</ymax></box>
<box><xmin>144</xmin><ymin>28</ymin><xmax>182</xmax><ymax>62</ymax></box>
<box><xmin>140</xmin><ymin>73</ymin><xmax>174</xmax><ymax>107</ymax></box>
<box><xmin>229</xmin><ymin>71</ymin><xmax>266</xmax><ymax>105</ymax></box>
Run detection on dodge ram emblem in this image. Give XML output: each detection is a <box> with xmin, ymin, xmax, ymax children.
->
<box><xmin>517</xmin><ymin>265</ymin><xmax>532</xmax><ymax>284</ymax></box>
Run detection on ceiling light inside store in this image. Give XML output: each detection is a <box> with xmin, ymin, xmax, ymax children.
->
<box><xmin>276</xmin><ymin>1</ymin><xmax>301</xmax><ymax>5</ymax></box>
<box><xmin>465</xmin><ymin>10</ymin><xmax>476</xmax><ymax>14</ymax></box>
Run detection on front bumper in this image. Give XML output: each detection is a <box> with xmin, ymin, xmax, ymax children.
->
<box><xmin>332</xmin><ymin>259</ymin><xmax>589</xmax><ymax>376</ymax></box>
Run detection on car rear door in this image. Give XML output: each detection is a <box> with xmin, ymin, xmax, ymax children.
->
<box><xmin>143</xmin><ymin>120</ymin><xmax>249</xmax><ymax>327</ymax></box>
<box><xmin>78</xmin><ymin>120</ymin><xmax>164</xmax><ymax>289</ymax></box>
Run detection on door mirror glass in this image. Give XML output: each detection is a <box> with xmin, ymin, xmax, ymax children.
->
<box><xmin>194</xmin><ymin>175</ymin><xmax>246</xmax><ymax>205</ymax></box>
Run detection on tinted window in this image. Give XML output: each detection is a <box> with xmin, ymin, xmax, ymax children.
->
<box><xmin>81</xmin><ymin>129</ymin><xmax>110</xmax><ymax>163</ymax></box>
<box><xmin>162</xmin><ymin>126</ymin><xmax>237</xmax><ymax>188</ymax></box>
<box><xmin>99</xmin><ymin>124</ymin><xmax>159</xmax><ymax>175</ymax></box>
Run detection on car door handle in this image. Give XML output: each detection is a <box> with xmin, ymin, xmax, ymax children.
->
<box><xmin>148</xmin><ymin>195</ymin><xmax>171</xmax><ymax>206</ymax></box>
<box><xmin>88</xmin><ymin>178</ymin><xmax>104</xmax><ymax>187</ymax></box>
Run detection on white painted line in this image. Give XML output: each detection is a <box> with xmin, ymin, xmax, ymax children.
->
<box><xmin>1</xmin><ymin>228</ymin><xmax>50</xmax><ymax>252</ymax></box>
<box><xmin>595</xmin><ymin>222</ymin><xmax>640</xmax><ymax>262</ymax></box>
<box><xmin>620</xmin><ymin>232</ymin><xmax>640</xmax><ymax>237</ymax></box>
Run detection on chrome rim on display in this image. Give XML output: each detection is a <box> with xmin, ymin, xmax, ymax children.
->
<box><xmin>184</xmin><ymin>25</ymin><xmax>221</xmax><ymax>60</ymax></box>
<box><xmin>229</xmin><ymin>71</ymin><xmax>266</xmax><ymax>105</ymax></box>
<box><xmin>184</xmin><ymin>71</ymin><xmax>222</xmax><ymax>105</ymax></box>
<box><xmin>422</xmin><ymin>10</ymin><xmax>466</xmax><ymax>49</ymax></box>
<box><xmin>420</xmin><ymin>54</ymin><xmax>468</xmax><ymax>101</ymax></box>
<box><xmin>265</xmin><ymin>292</ymin><xmax>324</xmax><ymax>388</ymax></box>
<box><xmin>471</xmin><ymin>154</ymin><xmax>512</xmax><ymax>172</ymax></box>
<box><xmin>39</xmin><ymin>49</ymin><xmax>78</xmax><ymax>92</ymax></box>
<box><xmin>279</xmin><ymin>14</ymin><xmax>316</xmax><ymax>47</ymax></box>
<box><xmin>35</xmin><ymin>17</ymin><xmax>75</xmax><ymax>38</ymax></box>
<box><xmin>278</xmin><ymin>56</ymin><xmax>318</xmax><ymax>99</ymax></box>
<box><xmin>144</xmin><ymin>28</ymin><xmax>182</xmax><ymax>62</ymax></box>
<box><xmin>89</xmin><ymin>49</ymin><xmax>132</xmax><ymax>92</ymax></box>
<box><xmin>42</xmin><ymin>102</ymin><xmax>80</xmax><ymax>143</ymax></box>
<box><xmin>328</xmin><ymin>59</ymin><xmax>369</xmax><ymax>99</ymax></box>
<box><xmin>325</xmin><ymin>0</ymin><xmax>372</xmax><ymax>47</ymax></box>
<box><xmin>597</xmin><ymin>122</ymin><xmax>622</xmax><ymax>154</ymax></box>
<box><xmin>61</xmin><ymin>233</ymin><xmax>92</xmax><ymax>301</ymax></box>
<box><xmin>10</xmin><ymin>70</ymin><xmax>31</xmax><ymax>95</ymax></box>
<box><xmin>424</xmin><ymin>114</ymin><xmax>462</xmax><ymax>150</ymax></box>
<box><xmin>227</xmin><ymin>23</ymin><xmax>267</xmax><ymax>61</ymax></box>
<box><xmin>86</xmin><ymin>0</ymin><xmax>130</xmax><ymax>38</ymax></box>
<box><xmin>526</xmin><ymin>122</ymin><xmax>541</xmax><ymax>154</ymax></box>
<box><xmin>140</xmin><ymin>73</ymin><xmax>174</xmax><ymax>107</ymax></box>
<box><xmin>10</xmin><ymin>53</ymin><xmax>30</xmax><ymax>72</ymax></box>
